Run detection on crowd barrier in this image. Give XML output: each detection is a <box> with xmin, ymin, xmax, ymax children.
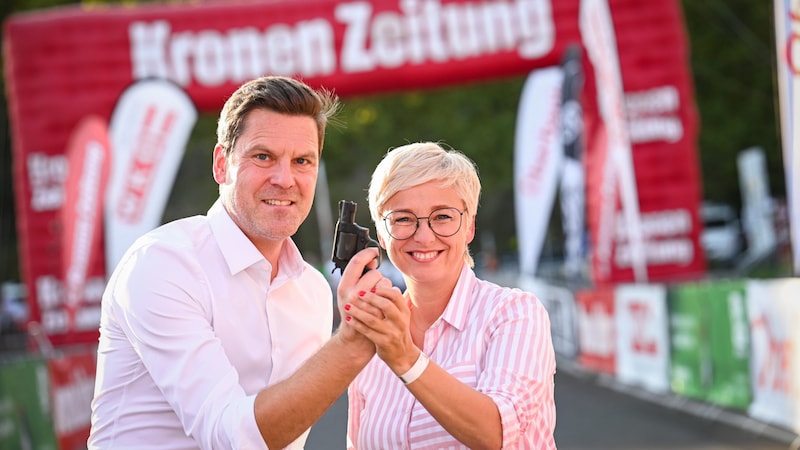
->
<box><xmin>521</xmin><ymin>275</ymin><xmax>800</xmax><ymax>438</ymax></box>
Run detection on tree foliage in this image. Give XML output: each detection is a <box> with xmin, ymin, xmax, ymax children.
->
<box><xmin>680</xmin><ymin>1</ymin><xmax>781</xmax><ymax>208</ymax></box>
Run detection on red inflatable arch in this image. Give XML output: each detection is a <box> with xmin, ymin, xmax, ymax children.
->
<box><xmin>3</xmin><ymin>0</ymin><xmax>704</xmax><ymax>346</ymax></box>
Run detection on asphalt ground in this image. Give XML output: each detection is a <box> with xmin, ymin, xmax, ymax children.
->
<box><xmin>306</xmin><ymin>360</ymin><xmax>800</xmax><ymax>450</ymax></box>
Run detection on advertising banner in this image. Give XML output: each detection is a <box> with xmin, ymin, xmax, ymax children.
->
<box><xmin>559</xmin><ymin>45</ymin><xmax>587</xmax><ymax>278</ymax></box>
<box><xmin>669</xmin><ymin>280</ymin><xmax>751</xmax><ymax>409</ymax></box>
<box><xmin>514</xmin><ymin>67</ymin><xmax>564</xmax><ymax>276</ymax></box>
<box><xmin>4</xmin><ymin>0</ymin><xmax>704</xmax><ymax>345</ymax></box>
<box><xmin>580</xmin><ymin>1</ymin><xmax>704</xmax><ymax>284</ymax></box>
<box><xmin>614</xmin><ymin>283</ymin><xmax>670</xmax><ymax>393</ymax></box>
<box><xmin>746</xmin><ymin>278</ymin><xmax>800</xmax><ymax>433</ymax></box>
<box><xmin>706</xmin><ymin>279</ymin><xmax>750</xmax><ymax>410</ymax></box>
<box><xmin>0</xmin><ymin>356</ymin><xmax>59</xmax><ymax>450</ymax></box>
<box><xmin>47</xmin><ymin>349</ymin><xmax>97</xmax><ymax>450</ymax></box>
<box><xmin>105</xmin><ymin>79</ymin><xmax>197</xmax><ymax>274</ymax></box>
<box><xmin>514</xmin><ymin>47</ymin><xmax>587</xmax><ymax>279</ymax></box>
<box><xmin>575</xmin><ymin>286</ymin><xmax>616</xmax><ymax>374</ymax></box>
<box><xmin>773</xmin><ymin>0</ymin><xmax>800</xmax><ymax>275</ymax></box>
<box><xmin>579</xmin><ymin>0</ymin><xmax>646</xmax><ymax>283</ymax></box>
<box><xmin>668</xmin><ymin>282</ymin><xmax>710</xmax><ymax>400</ymax></box>
<box><xmin>737</xmin><ymin>147</ymin><xmax>778</xmax><ymax>269</ymax></box>
<box><xmin>59</xmin><ymin>116</ymin><xmax>111</xmax><ymax>343</ymax></box>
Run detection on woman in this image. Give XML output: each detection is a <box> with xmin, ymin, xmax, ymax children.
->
<box><xmin>343</xmin><ymin>142</ymin><xmax>557</xmax><ymax>449</ymax></box>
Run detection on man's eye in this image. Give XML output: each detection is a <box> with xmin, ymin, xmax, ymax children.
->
<box><xmin>296</xmin><ymin>157</ymin><xmax>309</xmax><ymax>165</ymax></box>
<box><xmin>256</xmin><ymin>154</ymin><xmax>269</xmax><ymax>161</ymax></box>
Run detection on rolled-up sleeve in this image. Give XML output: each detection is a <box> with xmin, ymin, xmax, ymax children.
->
<box><xmin>477</xmin><ymin>294</ymin><xmax>556</xmax><ymax>448</ymax></box>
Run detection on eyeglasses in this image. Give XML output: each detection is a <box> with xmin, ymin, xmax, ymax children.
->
<box><xmin>381</xmin><ymin>207</ymin><xmax>465</xmax><ymax>240</ymax></box>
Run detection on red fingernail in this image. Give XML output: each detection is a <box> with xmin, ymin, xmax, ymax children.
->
<box><xmin>370</xmin><ymin>288</ymin><xmax>376</xmax><ymax>293</ymax></box>
<box><xmin>358</xmin><ymin>291</ymin><xmax>366</xmax><ymax>297</ymax></box>
<box><xmin>344</xmin><ymin>304</ymin><xmax>351</xmax><ymax>311</ymax></box>
<box><xmin>345</xmin><ymin>316</ymin><xmax>351</xmax><ymax>322</ymax></box>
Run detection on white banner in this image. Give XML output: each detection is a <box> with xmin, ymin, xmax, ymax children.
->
<box><xmin>737</xmin><ymin>147</ymin><xmax>777</xmax><ymax>267</ymax></box>
<box><xmin>105</xmin><ymin>79</ymin><xmax>197</xmax><ymax>274</ymax></box>
<box><xmin>614</xmin><ymin>283</ymin><xmax>670</xmax><ymax>393</ymax></box>
<box><xmin>514</xmin><ymin>67</ymin><xmax>564</xmax><ymax>276</ymax></box>
<box><xmin>774</xmin><ymin>0</ymin><xmax>800</xmax><ymax>275</ymax></box>
<box><xmin>746</xmin><ymin>278</ymin><xmax>800</xmax><ymax>432</ymax></box>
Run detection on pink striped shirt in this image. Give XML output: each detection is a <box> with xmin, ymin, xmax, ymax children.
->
<box><xmin>347</xmin><ymin>264</ymin><xmax>557</xmax><ymax>449</ymax></box>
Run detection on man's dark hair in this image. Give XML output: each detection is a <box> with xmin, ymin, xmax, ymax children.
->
<box><xmin>216</xmin><ymin>76</ymin><xmax>340</xmax><ymax>155</ymax></box>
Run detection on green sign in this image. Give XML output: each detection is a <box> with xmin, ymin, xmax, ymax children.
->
<box><xmin>706</xmin><ymin>279</ymin><xmax>751</xmax><ymax>409</ymax></box>
<box><xmin>669</xmin><ymin>282</ymin><xmax>711</xmax><ymax>400</ymax></box>
<box><xmin>667</xmin><ymin>280</ymin><xmax>751</xmax><ymax>410</ymax></box>
<box><xmin>0</xmin><ymin>356</ymin><xmax>59</xmax><ymax>450</ymax></box>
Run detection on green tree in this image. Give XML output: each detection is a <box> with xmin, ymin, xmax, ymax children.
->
<box><xmin>681</xmin><ymin>1</ymin><xmax>781</xmax><ymax>208</ymax></box>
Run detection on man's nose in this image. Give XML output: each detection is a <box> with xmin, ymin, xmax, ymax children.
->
<box><xmin>269</xmin><ymin>160</ymin><xmax>294</xmax><ymax>188</ymax></box>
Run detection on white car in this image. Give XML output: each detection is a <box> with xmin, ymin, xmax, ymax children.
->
<box><xmin>700</xmin><ymin>202</ymin><xmax>743</xmax><ymax>262</ymax></box>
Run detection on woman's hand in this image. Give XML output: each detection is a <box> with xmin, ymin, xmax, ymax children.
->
<box><xmin>335</xmin><ymin>248</ymin><xmax>388</xmax><ymax>353</ymax></box>
<box><xmin>342</xmin><ymin>280</ymin><xmax>420</xmax><ymax>375</ymax></box>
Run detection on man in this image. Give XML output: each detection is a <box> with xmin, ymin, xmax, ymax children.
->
<box><xmin>89</xmin><ymin>76</ymin><xmax>386</xmax><ymax>450</ymax></box>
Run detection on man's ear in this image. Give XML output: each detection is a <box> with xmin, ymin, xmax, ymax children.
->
<box><xmin>212</xmin><ymin>144</ymin><xmax>227</xmax><ymax>184</ymax></box>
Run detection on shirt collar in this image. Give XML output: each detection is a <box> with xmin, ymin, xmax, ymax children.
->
<box><xmin>438</xmin><ymin>263</ymin><xmax>476</xmax><ymax>332</ymax></box>
<box><xmin>207</xmin><ymin>199</ymin><xmax>305</xmax><ymax>279</ymax></box>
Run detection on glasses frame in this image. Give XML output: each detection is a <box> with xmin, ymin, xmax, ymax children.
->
<box><xmin>381</xmin><ymin>207</ymin><xmax>466</xmax><ymax>240</ymax></box>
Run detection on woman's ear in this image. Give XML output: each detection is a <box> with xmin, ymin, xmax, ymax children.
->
<box><xmin>466</xmin><ymin>213</ymin><xmax>476</xmax><ymax>244</ymax></box>
<box><xmin>377</xmin><ymin>232</ymin><xmax>387</xmax><ymax>249</ymax></box>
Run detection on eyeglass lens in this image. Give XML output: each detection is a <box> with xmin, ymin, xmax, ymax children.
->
<box><xmin>383</xmin><ymin>207</ymin><xmax>463</xmax><ymax>240</ymax></box>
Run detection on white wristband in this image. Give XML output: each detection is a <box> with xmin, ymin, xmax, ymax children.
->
<box><xmin>398</xmin><ymin>351</ymin><xmax>430</xmax><ymax>385</ymax></box>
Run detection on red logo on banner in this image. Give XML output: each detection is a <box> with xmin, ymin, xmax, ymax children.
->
<box><xmin>752</xmin><ymin>314</ymin><xmax>790</xmax><ymax>393</ymax></box>
<box><xmin>115</xmin><ymin>106</ymin><xmax>176</xmax><ymax>224</ymax></box>
<box><xmin>786</xmin><ymin>6</ymin><xmax>800</xmax><ymax>75</ymax></box>
<box><xmin>576</xmin><ymin>287</ymin><xmax>616</xmax><ymax>374</ymax></box>
<box><xmin>628</xmin><ymin>300</ymin><xmax>657</xmax><ymax>354</ymax></box>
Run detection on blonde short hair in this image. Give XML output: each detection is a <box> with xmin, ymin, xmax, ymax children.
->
<box><xmin>367</xmin><ymin>142</ymin><xmax>481</xmax><ymax>266</ymax></box>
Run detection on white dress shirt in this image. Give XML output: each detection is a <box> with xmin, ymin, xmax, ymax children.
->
<box><xmin>347</xmin><ymin>264</ymin><xmax>556</xmax><ymax>449</ymax></box>
<box><xmin>89</xmin><ymin>199</ymin><xmax>333</xmax><ymax>450</ymax></box>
